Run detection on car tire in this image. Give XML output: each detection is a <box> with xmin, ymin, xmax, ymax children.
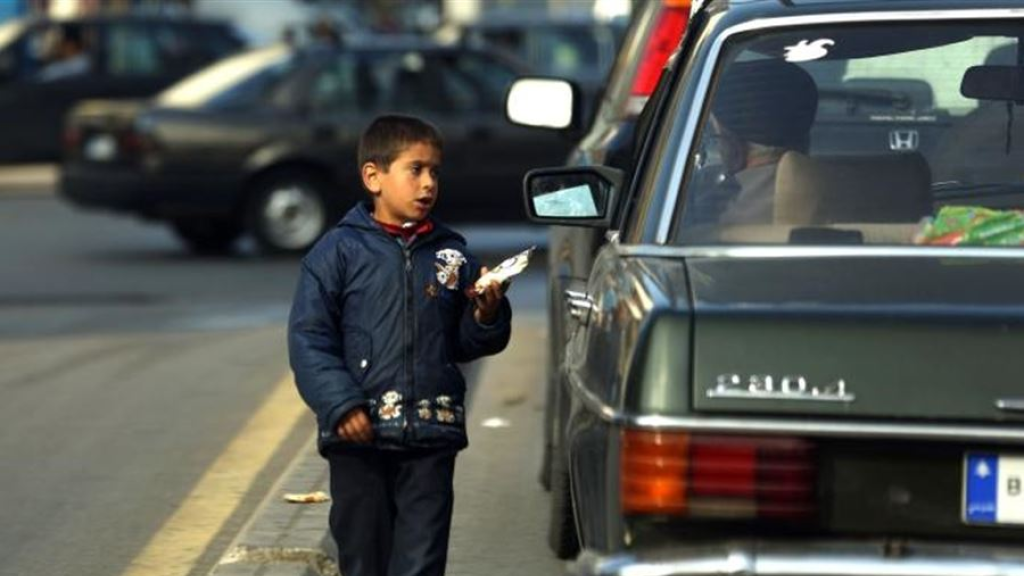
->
<box><xmin>246</xmin><ymin>171</ymin><xmax>332</xmax><ymax>255</ymax></box>
<box><xmin>548</xmin><ymin>447</ymin><xmax>580</xmax><ymax>559</ymax></box>
<box><xmin>171</xmin><ymin>219</ymin><xmax>241</xmax><ymax>255</ymax></box>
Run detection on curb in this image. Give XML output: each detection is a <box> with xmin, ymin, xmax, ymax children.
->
<box><xmin>209</xmin><ymin>437</ymin><xmax>338</xmax><ymax>576</ymax></box>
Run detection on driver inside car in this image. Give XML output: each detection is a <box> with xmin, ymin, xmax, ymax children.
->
<box><xmin>691</xmin><ymin>58</ymin><xmax>819</xmax><ymax>225</ymax></box>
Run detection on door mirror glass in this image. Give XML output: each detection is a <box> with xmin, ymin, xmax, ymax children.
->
<box><xmin>506</xmin><ymin>77</ymin><xmax>576</xmax><ymax>129</ymax></box>
<box><xmin>523</xmin><ymin>166</ymin><xmax>621</xmax><ymax>227</ymax></box>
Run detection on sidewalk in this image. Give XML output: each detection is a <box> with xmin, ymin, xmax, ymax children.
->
<box><xmin>0</xmin><ymin>164</ymin><xmax>57</xmax><ymax>196</ymax></box>
<box><xmin>208</xmin><ymin>314</ymin><xmax>560</xmax><ymax>576</ymax></box>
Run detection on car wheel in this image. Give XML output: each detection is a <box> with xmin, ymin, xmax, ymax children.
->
<box><xmin>246</xmin><ymin>171</ymin><xmax>331</xmax><ymax>254</ymax></box>
<box><xmin>548</xmin><ymin>447</ymin><xmax>580</xmax><ymax>559</ymax></box>
<box><xmin>171</xmin><ymin>219</ymin><xmax>241</xmax><ymax>255</ymax></box>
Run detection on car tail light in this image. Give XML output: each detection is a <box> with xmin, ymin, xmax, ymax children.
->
<box><xmin>119</xmin><ymin>130</ymin><xmax>154</xmax><ymax>156</ymax></box>
<box><xmin>63</xmin><ymin>126</ymin><xmax>81</xmax><ymax>151</ymax></box>
<box><xmin>621</xmin><ymin>430</ymin><xmax>816</xmax><ymax>521</ymax></box>
<box><xmin>630</xmin><ymin>0</ymin><xmax>692</xmax><ymax>98</ymax></box>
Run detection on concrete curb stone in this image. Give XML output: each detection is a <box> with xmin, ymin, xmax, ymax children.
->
<box><xmin>209</xmin><ymin>439</ymin><xmax>339</xmax><ymax>576</ymax></box>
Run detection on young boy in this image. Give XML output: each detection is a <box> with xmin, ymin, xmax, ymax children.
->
<box><xmin>288</xmin><ymin>114</ymin><xmax>511</xmax><ymax>576</ymax></box>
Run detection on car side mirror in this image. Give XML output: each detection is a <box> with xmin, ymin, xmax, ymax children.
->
<box><xmin>505</xmin><ymin>77</ymin><xmax>581</xmax><ymax>131</ymax></box>
<box><xmin>523</xmin><ymin>165</ymin><xmax>623</xmax><ymax>228</ymax></box>
<box><xmin>962</xmin><ymin>65</ymin><xmax>1024</xmax><ymax>101</ymax></box>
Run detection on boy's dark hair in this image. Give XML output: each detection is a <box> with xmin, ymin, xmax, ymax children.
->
<box><xmin>358</xmin><ymin>115</ymin><xmax>443</xmax><ymax>172</ymax></box>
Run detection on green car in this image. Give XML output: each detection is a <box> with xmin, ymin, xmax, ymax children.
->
<box><xmin>508</xmin><ymin>0</ymin><xmax>1024</xmax><ymax>574</ymax></box>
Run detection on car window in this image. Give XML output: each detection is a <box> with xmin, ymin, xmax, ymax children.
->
<box><xmin>157</xmin><ymin>45</ymin><xmax>294</xmax><ymax>108</ymax></box>
<box><xmin>308</xmin><ymin>53</ymin><xmax>366</xmax><ymax>112</ymax></box>
<box><xmin>107</xmin><ymin>23</ymin><xmax>161</xmax><ymax>76</ymax></box>
<box><xmin>448</xmin><ymin>51</ymin><xmax>517</xmax><ymax>110</ymax></box>
<box><xmin>529</xmin><ymin>26</ymin><xmax>601</xmax><ymax>79</ymax></box>
<box><xmin>366</xmin><ymin>50</ymin><xmax>462</xmax><ymax>113</ymax></box>
<box><xmin>22</xmin><ymin>22</ymin><xmax>99</xmax><ymax>81</ymax></box>
<box><xmin>673</xmin><ymin>22</ymin><xmax>1024</xmax><ymax>248</ymax></box>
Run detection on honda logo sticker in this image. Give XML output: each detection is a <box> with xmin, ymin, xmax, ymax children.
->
<box><xmin>889</xmin><ymin>129</ymin><xmax>920</xmax><ymax>151</ymax></box>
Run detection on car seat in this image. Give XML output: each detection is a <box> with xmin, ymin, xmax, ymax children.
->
<box><xmin>773</xmin><ymin>151</ymin><xmax>932</xmax><ymax>225</ymax></box>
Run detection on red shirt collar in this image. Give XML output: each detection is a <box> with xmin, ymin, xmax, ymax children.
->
<box><xmin>375</xmin><ymin>218</ymin><xmax>434</xmax><ymax>241</ymax></box>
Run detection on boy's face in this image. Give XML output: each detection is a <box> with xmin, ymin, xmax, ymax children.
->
<box><xmin>362</xmin><ymin>141</ymin><xmax>441</xmax><ymax>226</ymax></box>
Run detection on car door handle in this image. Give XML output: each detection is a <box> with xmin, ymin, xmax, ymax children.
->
<box><xmin>564</xmin><ymin>290</ymin><xmax>595</xmax><ymax>322</ymax></box>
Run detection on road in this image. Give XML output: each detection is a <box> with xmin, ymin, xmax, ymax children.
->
<box><xmin>0</xmin><ymin>191</ymin><xmax>561</xmax><ymax>576</ymax></box>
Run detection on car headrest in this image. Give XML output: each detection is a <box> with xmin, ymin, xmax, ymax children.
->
<box><xmin>774</xmin><ymin>152</ymin><xmax>932</xmax><ymax>225</ymax></box>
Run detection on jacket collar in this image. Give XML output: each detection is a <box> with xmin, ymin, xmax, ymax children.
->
<box><xmin>338</xmin><ymin>201</ymin><xmax>464</xmax><ymax>246</ymax></box>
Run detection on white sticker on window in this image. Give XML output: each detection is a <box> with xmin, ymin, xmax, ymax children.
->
<box><xmin>784</xmin><ymin>39</ymin><xmax>835</xmax><ymax>62</ymax></box>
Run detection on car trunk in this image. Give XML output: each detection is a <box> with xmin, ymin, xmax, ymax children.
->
<box><xmin>688</xmin><ymin>255</ymin><xmax>1024</xmax><ymax>423</ymax></box>
<box><xmin>674</xmin><ymin>255</ymin><xmax>1024</xmax><ymax>540</ymax></box>
<box><xmin>64</xmin><ymin>99</ymin><xmax>148</xmax><ymax>166</ymax></box>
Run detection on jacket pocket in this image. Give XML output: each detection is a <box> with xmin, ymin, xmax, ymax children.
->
<box><xmin>342</xmin><ymin>325</ymin><xmax>373</xmax><ymax>383</ymax></box>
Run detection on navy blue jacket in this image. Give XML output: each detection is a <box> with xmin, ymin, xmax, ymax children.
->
<box><xmin>288</xmin><ymin>203</ymin><xmax>512</xmax><ymax>454</ymax></box>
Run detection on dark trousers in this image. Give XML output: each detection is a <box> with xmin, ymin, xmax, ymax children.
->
<box><xmin>327</xmin><ymin>448</ymin><xmax>457</xmax><ymax>576</ymax></box>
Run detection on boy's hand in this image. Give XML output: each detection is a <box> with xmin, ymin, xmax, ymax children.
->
<box><xmin>336</xmin><ymin>407</ymin><xmax>373</xmax><ymax>444</ymax></box>
<box><xmin>473</xmin><ymin>266</ymin><xmax>507</xmax><ymax>325</ymax></box>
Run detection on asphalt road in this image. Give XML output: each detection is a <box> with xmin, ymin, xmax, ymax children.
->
<box><xmin>0</xmin><ymin>191</ymin><xmax>555</xmax><ymax>576</ymax></box>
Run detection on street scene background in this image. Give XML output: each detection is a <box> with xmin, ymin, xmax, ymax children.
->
<box><xmin>0</xmin><ymin>0</ymin><xmax>634</xmax><ymax>574</ymax></box>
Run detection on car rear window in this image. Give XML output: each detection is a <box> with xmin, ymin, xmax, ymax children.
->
<box><xmin>674</xmin><ymin>21</ymin><xmax>1024</xmax><ymax>248</ymax></box>
<box><xmin>156</xmin><ymin>45</ymin><xmax>293</xmax><ymax>108</ymax></box>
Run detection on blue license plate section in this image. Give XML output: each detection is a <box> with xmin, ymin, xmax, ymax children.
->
<box><xmin>964</xmin><ymin>453</ymin><xmax>1024</xmax><ymax>525</ymax></box>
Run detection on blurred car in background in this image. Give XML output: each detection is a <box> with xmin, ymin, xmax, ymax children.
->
<box><xmin>439</xmin><ymin>13</ymin><xmax>626</xmax><ymax>119</ymax></box>
<box><xmin>59</xmin><ymin>38</ymin><xmax>572</xmax><ymax>255</ymax></box>
<box><xmin>0</xmin><ymin>14</ymin><xmax>244</xmax><ymax>162</ymax></box>
<box><xmin>505</xmin><ymin>0</ymin><xmax>693</xmax><ymax>559</ymax></box>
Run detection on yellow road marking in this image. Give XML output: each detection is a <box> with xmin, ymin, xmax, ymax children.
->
<box><xmin>121</xmin><ymin>373</ymin><xmax>307</xmax><ymax>576</ymax></box>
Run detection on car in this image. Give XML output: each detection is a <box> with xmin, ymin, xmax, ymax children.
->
<box><xmin>0</xmin><ymin>13</ymin><xmax>244</xmax><ymax>161</ymax></box>
<box><xmin>513</xmin><ymin>0</ymin><xmax>1024</xmax><ymax>574</ymax></box>
<box><xmin>58</xmin><ymin>38</ymin><xmax>573</xmax><ymax>255</ymax></box>
<box><xmin>505</xmin><ymin>0</ymin><xmax>694</xmax><ymax>559</ymax></box>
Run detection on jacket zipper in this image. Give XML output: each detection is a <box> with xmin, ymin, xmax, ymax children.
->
<box><xmin>402</xmin><ymin>241</ymin><xmax>414</xmax><ymax>438</ymax></box>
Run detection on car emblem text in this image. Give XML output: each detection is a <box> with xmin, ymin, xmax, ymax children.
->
<box><xmin>708</xmin><ymin>374</ymin><xmax>856</xmax><ymax>403</ymax></box>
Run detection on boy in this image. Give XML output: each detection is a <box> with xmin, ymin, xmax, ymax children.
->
<box><xmin>288</xmin><ymin>114</ymin><xmax>512</xmax><ymax>576</ymax></box>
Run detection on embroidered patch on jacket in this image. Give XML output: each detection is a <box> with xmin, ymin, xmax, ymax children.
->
<box><xmin>379</xmin><ymin>390</ymin><xmax>403</xmax><ymax>421</ymax></box>
<box><xmin>416</xmin><ymin>399</ymin><xmax>432</xmax><ymax>420</ymax></box>
<box><xmin>434</xmin><ymin>249</ymin><xmax>466</xmax><ymax>290</ymax></box>
<box><xmin>435</xmin><ymin>395</ymin><xmax>457</xmax><ymax>423</ymax></box>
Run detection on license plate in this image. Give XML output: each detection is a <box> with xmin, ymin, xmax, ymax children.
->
<box><xmin>84</xmin><ymin>134</ymin><xmax>116</xmax><ymax>162</ymax></box>
<box><xmin>963</xmin><ymin>453</ymin><xmax>1024</xmax><ymax>525</ymax></box>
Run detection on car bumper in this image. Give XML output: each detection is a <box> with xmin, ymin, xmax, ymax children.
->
<box><xmin>59</xmin><ymin>164</ymin><xmax>239</xmax><ymax>218</ymax></box>
<box><xmin>570</xmin><ymin>540</ymin><xmax>1024</xmax><ymax>576</ymax></box>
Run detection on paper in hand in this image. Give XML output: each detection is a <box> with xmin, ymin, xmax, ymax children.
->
<box><xmin>469</xmin><ymin>246</ymin><xmax>535</xmax><ymax>296</ymax></box>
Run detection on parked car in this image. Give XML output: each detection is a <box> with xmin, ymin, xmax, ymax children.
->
<box><xmin>514</xmin><ymin>0</ymin><xmax>1024</xmax><ymax>574</ymax></box>
<box><xmin>59</xmin><ymin>38</ymin><xmax>572</xmax><ymax>254</ymax></box>
<box><xmin>440</xmin><ymin>13</ymin><xmax>627</xmax><ymax>119</ymax></box>
<box><xmin>0</xmin><ymin>14</ymin><xmax>244</xmax><ymax>161</ymax></box>
<box><xmin>506</xmin><ymin>0</ymin><xmax>694</xmax><ymax>558</ymax></box>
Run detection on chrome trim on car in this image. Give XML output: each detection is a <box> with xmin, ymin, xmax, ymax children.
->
<box><xmin>617</xmin><ymin>244</ymin><xmax>1024</xmax><ymax>260</ymax></box>
<box><xmin>655</xmin><ymin>8</ymin><xmax>1024</xmax><ymax>244</ymax></box>
<box><xmin>567</xmin><ymin>371</ymin><xmax>1024</xmax><ymax>443</ymax></box>
<box><xmin>570</xmin><ymin>540</ymin><xmax>1024</xmax><ymax>576</ymax></box>
<box><xmin>997</xmin><ymin>399</ymin><xmax>1024</xmax><ymax>413</ymax></box>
